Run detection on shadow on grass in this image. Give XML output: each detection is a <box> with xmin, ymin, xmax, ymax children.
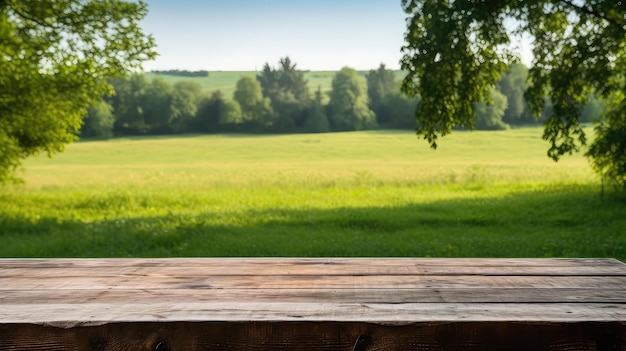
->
<box><xmin>77</xmin><ymin>133</ymin><xmax>220</xmax><ymax>143</ymax></box>
<box><xmin>0</xmin><ymin>186</ymin><xmax>624</xmax><ymax>260</ymax></box>
<box><xmin>77</xmin><ymin>130</ymin><xmax>415</xmax><ymax>143</ymax></box>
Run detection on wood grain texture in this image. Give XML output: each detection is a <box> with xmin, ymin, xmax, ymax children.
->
<box><xmin>2</xmin><ymin>302</ymin><xmax>626</xmax><ymax>327</ymax></box>
<box><xmin>0</xmin><ymin>287</ymin><xmax>624</xmax><ymax>304</ymax></box>
<box><xmin>1</xmin><ymin>322</ymin><xmax>625</xmax><ymax>351</ymax></box>
<box><xmin>0</xmin><ymin>257</ymin><xmax>623</xmax><ymax>274</ymax></box>
<box><xmin>1</xmin><ymin>274</ymin><xmax>625</xmax><ymax>290</ymax></box>
<box><xmin>0</xmin><ymin>258</ymin><xmax>624</xmax><ymax>350</ymax></box>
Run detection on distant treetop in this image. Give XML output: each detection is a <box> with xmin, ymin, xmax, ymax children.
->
<box><xmin>152</xmin><ymin>70</ymin><xmax>209</xmax><ymax>78</ymax></box>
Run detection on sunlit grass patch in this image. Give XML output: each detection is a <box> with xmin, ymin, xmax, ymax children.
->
<box><xmin>1</xmin><ymin>128</ymin><xmax>623</xmax><ymax>260</ymax></box>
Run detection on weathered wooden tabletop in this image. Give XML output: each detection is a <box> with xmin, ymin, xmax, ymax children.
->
<box><xmin>1</xmin><ymin>258</ymin><xmax>625</xmax><ymax>350</ymax></box>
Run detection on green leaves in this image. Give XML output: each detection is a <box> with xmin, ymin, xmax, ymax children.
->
<box><xmin>256</xmin><ymin>57</ymin><xmax>311</xmax><ymax>132</ymax></box>
<box><xmin>401</xmin><ymin>0</ymin><xmax>511</xmax><ymax>148</ymax></box>
<box><xmin>327</xmin><ymin>67</ymin><xmax>377</xmax><ymax>131</ymax></box>
<box><xmin>402</xmin><ymin>0</ymin><xmax>626</xmax><ymax>188</ymax></box>
<box><xmin>0</xmin><ymin>0</ymin><xmax>156</xmax><ymax>183</ymax></box>
<box><xmin>587</xmin><ymin>93</ymin><xmax>626</xmax><ymax>191</ymax></box>
<box><xmin>234</xmin><ymin>76</ymin><xmax>273</xmax><ymax>126</ymax></box>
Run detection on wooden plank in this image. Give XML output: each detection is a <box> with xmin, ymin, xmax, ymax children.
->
<box><xmin>0</xmin><ymin>259</ymin><xmax>624</xmax><ymax>327</ymax></box>
<box><xmin>0</xmin><ymin>257</ymin><xmax>621</xmax><ymax>269</ymax></box>
<box><xmin>0</xmin><ymin>258</ymin><xmax>623</xmax><ymax>276</ymax></box>
<box><xmin>2</xmin><ymin>262</ymin><xmax>625</xmax><ymax>277</ymax></box>
<box><xmin>0</xmin><ymin>258</ymin><xmax>624</xmax><ymax>350</ymax></box>
<box><xmin>2</xmin><ymin>321</ymin><xmax>624</xmax><ymax>351</ymax></box>
<box><xmin>0</xmin><ymin>288</ymin><xmax>624</xmax><ymax>304</ymax></box>
<box><xmin>1</xmin><ymin>302</ymin><xmax>625</xmax><ymax>327</ymax></box>
<box><xmin>1</xmin><ymin>274</ymin><xmax>625</xmax><ymax>290</ymax></box>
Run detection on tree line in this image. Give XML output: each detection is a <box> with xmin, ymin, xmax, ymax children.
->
<box><xmin>151</xmin><ymin>69</ymin><xmax>209</xmax><ymax>77</ymax></box>
<box><xmin>2</xmin><ymin>1</ymin><xmax>620</xmax><ymax>189</ymax></box>
<box><xmin>81</xmin><ymin>57</ymin><xmax>605</xmax><ymax>139</ymax></box>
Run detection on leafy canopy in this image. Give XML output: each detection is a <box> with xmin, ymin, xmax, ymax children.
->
<box><xmin>234</xmin><ymin>76</ymin><xmax>273</xmax><ymax>126</ymax></box>
<box><xmin>328</xmin><ymin>67</ymin><xmax>377</xmax><ymax>131</ymax></box>
<box><xmin>401</xmin><ymin>0</ymin><xmax>626</xmax><ymax>160</ymax></box>
<box><xmin>0</xmin><ymin>0</ymin><xmax>156</xmax><ymax>183</ymax></box>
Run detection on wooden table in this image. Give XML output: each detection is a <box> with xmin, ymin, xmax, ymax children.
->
<box><xmin>0</xmin><ymin>258</ymin><xmax>625</xmax><ymax>350</ymax></box>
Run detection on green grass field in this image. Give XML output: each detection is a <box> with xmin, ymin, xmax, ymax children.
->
<box><xmin>146</xmin><ymin>71</ymin><xmax>256</xmax><ymax>99</ymax></box>
<box><xmin>1</xmin><ymin>128</ymin><xmax>624</xmax><ymax>259</ymax></box>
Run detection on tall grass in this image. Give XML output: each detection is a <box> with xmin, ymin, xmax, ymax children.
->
<box><xmin>1</xmin><ymin>129</ymin><xmax>624</xmax><ymax>259</ymax></box>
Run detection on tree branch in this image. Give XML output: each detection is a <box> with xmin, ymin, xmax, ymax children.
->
<box><xmin>560</xmin><ymin>0</ymin><xmax>626</xmax><ymax>32</ymax></box>
<box><xmin>7</xmin><ymin>4</ymin><xmax>54</xmax><ymax>28</ymax></box>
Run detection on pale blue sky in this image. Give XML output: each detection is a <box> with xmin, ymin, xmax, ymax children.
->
<box><xmin>140</xmin><ymin>0</ymin><xmax>408</xmax><ymax>71</ymax></box>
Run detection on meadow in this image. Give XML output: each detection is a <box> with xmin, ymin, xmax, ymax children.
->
<box><xmin>1</xmin><ymin>128</ymin><xmax>624</xmax><ymax>260</ymax></box>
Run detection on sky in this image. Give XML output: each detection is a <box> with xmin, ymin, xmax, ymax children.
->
<box><xmin>139</xmin><ymin>0</ymin><xmax>408</xmax><ymax>72</ymax></box>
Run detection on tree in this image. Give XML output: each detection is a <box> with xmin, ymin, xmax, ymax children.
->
<box><xmin>141</xmin><ymin>77</ymin><xmax>173</xmax><ymax>133</ymax></box>
<box><xmin>580</xmin><ymin>93</ymin><xmax>605</xmax><ymax>123</ymax></box>
<box><xmin>327</xmin><ymin>67</ymin><xmax>377</xmax><ymax>131</ymax></box>
<box><xmin>217</xmin><ymin>99</ymin><xmax>243</xmax><ymax>127</ymax></box>
<box><xmin>109</xmin><ymin>74</ymin><xmax>150</xmax><ymax>135</ymax></box>
<box><xmin>197</xmin><ymin>91</ymin><xmax>243</xmax><ymax>130</ymax></box>
<box><xmin>497</xmin><ymin>64</ymin><xmax>532</xmax><ymax>125</ymax></box>
<box><xmin>81</xmin><ymin>100</ymin><xmax>115</xmax><ymax>139</ymax></box>
<box><xmin>195</xmin><ymin>92</ymin><xmax>224</xmax><ymax>133</ymax></box>
<box><xmin>0</xmin><ymin>0</ymin><xmax>156</xmax><ymax>183</ymax></box>
<box><xmin>473</xmin><ymin>88</ymin><xmax>509</xmax><ymax>130</ymax></box>
<box><xmin>587</xmin><ymin>93</ymin><xmax>626</xmax><ymax>192</ymax></box>
<box><xmin>367</xmin><ymin>63</ymin><xmax>397</xmax><ymax>124</ymax></box>
<box><xmin>257</xmin><ymin>63</ymin><xmax>280</xmax><ymax>102</ymax></box>
<box><xmin>233</xmin><ymin>76</ymin><xmax>273</xmax><ymax>129</ymax></box>
<box><xmin>401</xmin><ymin>0</ymin><xmax>626</xmax><ymax>186</ymax></box>
<box><xmin>378</xmin><ymin>93</ymin><xmax>420</xmax><ymax>129</ymax></box>
<box><xmin>258</xmin><ymin>57</ymin><xmax>310</xmax><ymax>103</ymax></box>
<box><xmin>195</xmin><ymin>90</ymin><xmax>243</xmax><ymax>133</ymax></box>
<box><xmin>270</xmin><ymin>91</ymin><xmax>300</xmax><ymax>132</ymax></box>
<box><xmin>170</xmin><ymin>81</ymin><xmax>203</xmax><ymax>133</ymax></box>
<box><xmin>257</xmin><ymin>57</ymin><xmax>311</xmax><ymax>131</ymax></box>
<box><xmin>304</xmin><ymin>87</ymin><xmax>330</xmax><ymax>133</ymax></box>
<box><xmin>151</xmin><ymin>69</ymin><xmax>209</xmax><ymax>78</ymax></box>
